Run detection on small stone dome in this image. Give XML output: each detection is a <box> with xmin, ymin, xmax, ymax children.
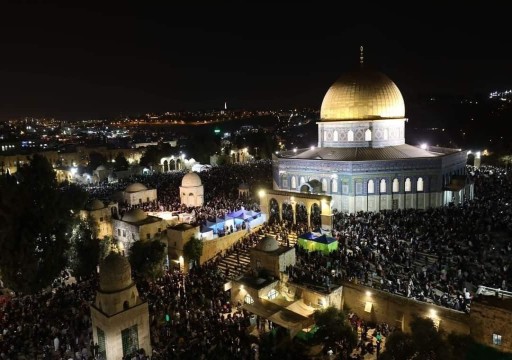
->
<box><xmin>239</xmin><ymin>183</ymin><xmax>249</xmax><ymax>190</ymax></box>
<box><xmin>257</xmin><ymin>235</ymin><xmax>279</xmax><ymax>252</ymax></box>
<box><xmin>122</xmin><ymin>208</ymin><xmax>147</xmax><ymax>223</ymax></box>
<box><xmin>181</xmin><ymin>172</ymin><xmax>202</xmax><ymax>187</ymax></box>
<box><xmin>96</xmin><ymin>165</ymin><xmax>107</xmax><ymax>171</ymax></box>
<box><xmin>125</xmin><ymin>182</ymin><xmax>148</xmax><ymax>193</ymax></box>
<box><xmin>99</xmin><ymin>252</ymin><xmax>133</xmax><ymax>292</ymax></box>
<box><xmin>85</xmin><ymin>199</ymin><xmax>105</xmax><ymax>211</ymax></box>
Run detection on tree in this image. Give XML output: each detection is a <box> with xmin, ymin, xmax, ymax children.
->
<box><xmin>380</xmin><ymin>315</ymin><xmax>453</xmax><ymax>360</ymax></box>
<box><xmin>379</xmin><ymin>330</ymin><xmax>415</xmax><ymax>360</ymax></box>
<box><xmin>88</xmin><ymin>151</ymin><xmax>107</xmax><ymax>173</ymax></box>
<box><xmin>68</xmin><ymin>217</ymin><xmax>100</xmax><ymax>280</ymax></box>
<box><xmin>0</xmin><ymin>154</ymin><xmax>77</xmax><ymax>294</ymax></box>
<box><xmin>183</xmin><ymin>236</ymin><xmax>204</xmax><ymax>267</ymax></box>
<box><xmin>114</xmin><ymin>152</ymin><xmax>129</xmax><ymax>171</ymax></box>
<box><xmin>313</xmin><ymin>306</ymin><xmax>357</xmax><ymax>354</ymax></box>
<box><xmin>129</xmin><ymin>240</ymin><xmax>167</xmax><ymax>281</ymax></box>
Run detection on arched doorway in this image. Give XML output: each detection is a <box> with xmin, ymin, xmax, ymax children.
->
<box><xmin>268</xmin><ymin>198</ymin><xmax>280</xmax><ymax>224</ymax></box>
<box><xmin>281</xmin><ymin>202</ymin><xmax>293</xmax><ymax>223</ymax></box>
<box><xmin>163</xmin><ymin>160</ymin><xmax>169</xmax><ymax>173</ymax></box>
<box><xmin>295</xmin><ymin>203</ymin><xmax>308</xmax><ymax>224</ymax></box>
<box><xmin>310</xmin><ymin>203</ymin><xmax>321</xmax><ymax>229</ymax></box>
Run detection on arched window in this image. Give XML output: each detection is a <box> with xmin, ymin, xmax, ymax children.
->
<box><xmin>383</xmin><ymin>129</ymin><xmax>389</xmax><ymax>140</ymax></box>
<box><xmin>300</xmin><ymin>176</ymin><xmax>305</xmax><ymax>185</ymax></box>
<box><xmin>321</xmin><ymin>179</ymin><xmax>327</xmax><ymax>192</ymax></box>
<box><xmin>380</xmin><ymin>179</ymin><xmax>386</xmax><ymax>193</ymax></box>
<box><xmin>244</xmin><ymin>294</ymin><xmax>254</xmax><ymax>304</ymax></box>
<box><xmin>324</xmin><ymin>130</ymin><xmax>329</xmax><ymax>141</ymax></box>
<box><xmin>367</xmin><ymin>179</ymin><xmax>375</xmax><ymax>194</ymax></box>
<box><xmin>417</xmin><ymin>177</ymin><xmax>424</xmax><ymax>192</ymax></box>
<box><xmin>405</xmin><ymin>178</ymin><xmax>412</xmax><ymax>192</ymax></box>
<box><xmin>331</xmin><ymin>179</ymin><xmax>338</xmax><ymax>193</ymax></box>
<box><xmin>333</xmin><ymin>130</ymin><xmax>339</xmax><ymax>142</ymax></box>
<box><xmin>393</xmin><ymin>178</ymin><xmax>399</xmax><ymax>193</ymax></box>
<box><xmin>365</xmin><ymin>129</ymin><xmax>372</xmax><ymax>141</ymax></box>
<box><xmin>291</xmin><ymin>176</ymin><xmax>297</xmax><ymax>189</ymax></box>
<box><xmin>347</xmin><ymin>130</ymin><xmax>354</xmax><ymax>142</ymax></box>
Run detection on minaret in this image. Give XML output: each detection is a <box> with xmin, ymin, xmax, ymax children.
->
<box><xmin>224</xmin><ymin>101</ymin><xmax>227</xmax><ymax>110</ymax></box>
<box><xmin>90</xmin><ymin>252</ymin><xmax>151</xmax><ymax>359</ymax></box>
<box><xmin>360</xmin><ymin>45</ymin><xmax>364</xmax><ymax>66</ymax></box>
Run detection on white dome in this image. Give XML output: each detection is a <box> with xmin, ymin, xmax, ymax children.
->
<box><xmin>85</xmin><ymin>199</ymin><xmax>105</xmax><ymax>211</ymax></box>
<box><xmin>257</xmin><ymin>235</ymin><xmax>279</xmax><ymax>252</ymax></box>
<box><xmin>122</xmin><ymin>208</ymin><xmax>147</xmax><ymax>223</ymax></box>
<box><xmin>96</xmin><ymin>165</ymin><xmax>107</xmax><ymax>171</ymax></box>
<box><xmin>182</xmin><ymin>172</ymin><xmax>202</xmax><ymax>187</ymax></box>
<box><xmin>125</xmin><ymin>182</ymin><xmax>148</xmax><ymax>193</ymax></box>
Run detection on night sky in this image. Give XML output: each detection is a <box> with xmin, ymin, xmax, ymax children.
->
<box><xmin>0</xmin><ymin>2</ymin><xmax>509</xmax><ymax>120</ymax></box>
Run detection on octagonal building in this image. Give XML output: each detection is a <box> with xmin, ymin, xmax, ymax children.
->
<box><xmin>273</xmin><ymin>55</ymin><xmax>472</xmax><ymax>213</ymax></box>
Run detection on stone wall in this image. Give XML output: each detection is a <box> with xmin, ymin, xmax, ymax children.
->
<box><xmin>470</xmin><ymin>299</ymin><xmax>512</xmax><ymax>353</ymax></box>
<box><xmin>200</xmin><ymin>229</ymin><xmax>252</xmax><ymax>265</ymax></box>
<box><xmin>342</xmin><ymin>282</ymin><xmax>470</xmax><ymax>335</ymax></box>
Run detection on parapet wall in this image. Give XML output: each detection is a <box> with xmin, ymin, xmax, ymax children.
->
<box><xmin>342</xmin><ymin>282</ymin><xmax>470</xmax><ymax>335</ymax></box>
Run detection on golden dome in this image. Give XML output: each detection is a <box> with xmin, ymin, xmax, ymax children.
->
<box><xmin>99</xmin><ymin>252</ymin><xmax>133</xmax><ymax>292</ymax></box>
<box><xmin>320</xmin><ymin>68</ymin><xmax>405</xmax><ymax>121</ymax></box>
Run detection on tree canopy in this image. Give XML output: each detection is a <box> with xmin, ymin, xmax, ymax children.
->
<box><xmin>183</xmin><ymin>236</ymin><xmax>203</xmax><ymax>266</ymax></box>
<box><xmin>313</xmin><ymin>306</ymin><xmax>357</xmax><ymax>354</ymax></box>
<box><xmin>67</xmin><ymin>216</ymin><xmax>100</xmax><ymax>280</ymax></box>
<box><xmin>0</xmin><ymin>154</ymin><xmax>79</xmax><ymax>294</ymax></box>
<box><xmin>128</xmin><ymin>239</ymin><xmax>167</xmax><ymax>281</ymax></box>
<box><xmin>114</xmin><ymin>152</ymin><xmax>129</xmax><ymax>171</ymax></box>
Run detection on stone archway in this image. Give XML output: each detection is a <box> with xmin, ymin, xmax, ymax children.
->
<box><xmin>310</xmin><ymin>202</ymin><xmax>321</xmax><ymax>229</ymax></box>
<box><xmin>259</xmin><ymin>190</ymin><xmax>333</xmax><ymax>230</ymax></box>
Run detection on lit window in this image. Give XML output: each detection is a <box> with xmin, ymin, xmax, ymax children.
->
<box><xmin>291</xmin><ymin>176</ymin><xmax>296</xmax><ymax>189</ymax></box>
<box><xmin>324</xmin><ymin>131</ymin><xmax>329</xmax><ymax>141</ymax></box>
<box><xmin>383</xmin><ymin>129</ymin><xmax>389</xmax><ymax>140</ymax></box>
<box><xmin>493</xmin><ymin>334</ymin><xmax>502</xmax><ymax>346</ymax></box>
<box><xmin>417</xmin><ymin>177</ymin><xmax>424</xmax><ymax>192</ymax></box>
<box><xmin>365</xmin><ymin>129</ymin><xmax>372</xmax><ymax>141</ymax></box>
<box><xmin>244</xmin><ymin>294</ymin><xmax>254</xmax><ymax>304</ymax></box>
<box><xmin>393</xmin><ymin>179</ymin><xmax>399</xmax><ymax>193</ymax></box>
<box><xmin>331</xmin><ymin>179</ymin><xmax>338</xmax><ymax>193</ymax></box>
<box><xmin>380</xmin><ymin>179</ymin><xmax>386</xmax><ymax>193</ymax></box>
<box><xmin>368</xmin><ymin>180</ymin><xmax>375</xmax><ymax>194</ymax></box>
<box><xmin>321</xmin><ymin>179</ymin><xmax>327</xmax><ymax>192</ymax></box>
<box><xmin>347</xmin><ymin>130</ymin><xmax>354</xmax><ymax>142</ymax></box>
<box><xmin>267</xmin><ymin>289</ymin><xmax>279</xmax><ymax>300</ymax></box>
<box><xmin>333</xmin><ymin>130</ymin><xmax>339</xmax><ymax>142</ymax></box>
<box><xmin>300</xmin><ymin>176</ymin><xmax>305</xmax><ymax>185</ymax></box>
<box><xmin>121</xmin><ymin>325</ymin><xmax>139</xmax><ymax>356</ymax></box>
<box><xmin>405</xmin><ymin>178</ymin><xmax>411</xmax><ymax>192</ymax></box>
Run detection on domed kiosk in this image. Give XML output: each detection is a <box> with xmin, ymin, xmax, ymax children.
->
<box><xmin>268</xmin><ymin>47</ymin><xmax>472</xmax><ymax>215</ymax></box>
<box><xmin>250</xmin><ymin>235</ymin><xmax>296</xmax><ymax>278</ymax></box>
<box><xmin>80</xmin><ymin>199</ymin><xmax>118</xmax><ymax>239</ymax></box>
<box><xmin>180</xmin><ymin>172</ymin><xmax>204</xmax><ymax>207</ymax></box>
<box><xmin>122</xmin><ymin>182</ymin><xmax>157</xmax><ymax>206</ymax></box>
<box><xmin>91</xmin><ymin>252</ymin><xmax>151</xmax><ymax>358</ymax></box>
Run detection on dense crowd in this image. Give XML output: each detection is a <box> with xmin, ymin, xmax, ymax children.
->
<box><xmin>86</xmin><ymin>161</ymin><xmax>271</xmax><ymax>231</ymax></box>
<box><xmin>287</xmin><ymin>165</ymin><xmax>512</xmax><ymax>312</ymax></box>
<box><xmin>2</xmin><ymin>162</ymin><xmax>512</xmax><ymax>359</ymax></box>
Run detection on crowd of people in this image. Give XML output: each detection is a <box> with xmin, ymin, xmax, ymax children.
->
<box><xmin>2</xmin><ymin>161</ymin><xmax>512</xmax><ymax>359</ymax></box>
<box><xmin>286</xmin><ymin>165</ymin><xmax>512</xmax><ymax>312</ymax></box>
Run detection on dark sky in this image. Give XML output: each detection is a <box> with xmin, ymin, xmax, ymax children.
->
<box><xmin>0</xmin><ymin>2</ymin><xmax>510</xmax><ymax>120</ymax></box>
